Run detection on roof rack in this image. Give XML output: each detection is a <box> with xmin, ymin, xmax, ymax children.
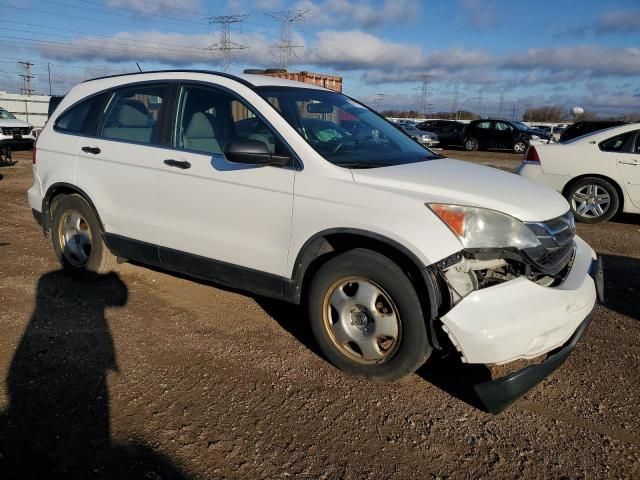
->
<box><xmin>83</xmin><ymin>69</ymin><xmax>255</xmax><ymax>89</ymax></box>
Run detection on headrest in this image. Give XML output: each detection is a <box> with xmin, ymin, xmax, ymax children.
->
<box><xmin>117</xmin><ymin>100</ymin><xmax>149</xmax><ymax>127</ymax></box>
<box><xmin>185</xmin><ymin>112</ymin><xmax>215</xmax><ymax>138</ymax></box>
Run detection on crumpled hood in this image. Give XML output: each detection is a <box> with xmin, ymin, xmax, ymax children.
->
<box><xmin>0</xmin><ymin>118</ymin><xmax>32</xmax><ymax>128</ymax></box>
<box><xmin>351</xmin><ymin>158</ymin><xmax>569</xmax><ymax>222</ymax></box>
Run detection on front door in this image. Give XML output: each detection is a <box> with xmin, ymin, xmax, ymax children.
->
<box><xmin>157</xmin><ymin>83</ymin><xmax>295</xmax><ymax>279</ymax></box>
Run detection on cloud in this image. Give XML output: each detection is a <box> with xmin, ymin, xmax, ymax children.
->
<box><xmin>594</xmin><ymin>9</ymin><xmax>640</xmax><ymax>34</ymax></box>
<box><xmin>502</xmin><ymin>46</ymin><xmax>640</xmax><ymax>77</ymax></box>
<box><xmin>294</xmin><ymin>0</ymin><xmax>419</xmax><ymax>28</ymax></box>
<box><xmin>106</xmin><ymin>0</ymin><xmax>202</xmax><ymax>15</ymax></box>
<box><xmin>558</xmin><ymin>9</ymin><xmax>640</xmax><ymax>37</ymax></box>
<box><xmin>460</xmin><ymin>0</ymin><xmax>497</xmax><ymax>29</ymax></box>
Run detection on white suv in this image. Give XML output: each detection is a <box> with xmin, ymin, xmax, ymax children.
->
<box><xmin>0</xmin><ymin>107</ymin><xmax>35</xmax><ymax>149</ymax></box>
<box><xmin>28</xmin><ymin>71</ymin><xmax>603</xmax><ymax>412</ymax></box>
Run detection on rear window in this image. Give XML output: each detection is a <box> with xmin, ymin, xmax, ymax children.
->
<box><xmin>599</xmin><ymin>131</ymin><xmax>638</xmax><ymax>153</ymax></box>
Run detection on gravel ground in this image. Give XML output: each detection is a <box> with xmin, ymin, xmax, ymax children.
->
<box><xmin>0</xmin><ymin>149</ymin><xmax>639</xmax><ymax>479</ymax></box>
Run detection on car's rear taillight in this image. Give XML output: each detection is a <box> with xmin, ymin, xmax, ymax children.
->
<box><xmin>523</xmin><ymin>145</ymin><xmax>540</xmax><ymax>164</ymax></box>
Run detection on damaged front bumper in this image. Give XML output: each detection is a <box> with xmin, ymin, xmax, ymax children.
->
<box><xmin>436</xmin><ymin>235</ymin><xmax>603</xmax><ymax>413</ymax></box>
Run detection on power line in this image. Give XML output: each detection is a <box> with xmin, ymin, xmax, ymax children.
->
<box><xmin>205</xmin><ymin>15</ymin><xmax>249</xmax><ymax>73</ymax></box>
<box><xmin>265</xmin><ymin>9</ymin><xmax>307</xmax><ymax>70</ymax></box>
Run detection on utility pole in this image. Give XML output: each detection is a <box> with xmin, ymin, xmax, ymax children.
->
<box><xmin>473</xmin><ymin>90</ymin><xmax>484</xmax><ymax>118</ymax></box>
<box><xmin>205</xmin><ymin>15</ymin><xmax>249</xmax><ymax>73</ymax></box>
<box><xmin>265</xmin><ymin>9</ymin><xmax>307</xmax><ymax>70</ymax></box>
<box><xmin>512</xmin><ymin>102</ymin><xmax>518</xmax><ymax>121</ymax></box>
<box><xmin>18</xmin><ymin>61</ymin><xmax>34</xmax><ymax>96</ymax></box>
<box><xmin>498</xmin><ymin>91</ymin><xmax>504</xmax><ymax>119</ymax></box>
<box><xmin>449</xmin><ymin>79</ymin><xmax>460</xmax><ymax>120</ymax></box>
<box><xmin>374</xmin><ymin>93</ymin><xmax>385</xmax><ymax>112</ymax></box>
<box><xmin>416</xmin><ymin>74</ymin><xmax>432</xmax><ymax>118</ymax></box>
<box><xmin>47</xmin><ymin>63</ymin><xmax>52</xmax><ymax>96</ymax></box>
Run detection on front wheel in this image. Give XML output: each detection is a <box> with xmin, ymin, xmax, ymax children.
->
<box><xmin>566</xmin><ymin>177</ymin><xmax>619</xmax><ymax>223</ymax></box>
<box><xmin>513</xmin><ymin>140</ymin><xmax>527</xmax><ymax>153</ymax></box>
<box><xmin>307</xmin><ymin>249</ymin><xmax>431</xmax><ymax>382</ymax></box>
<box><xmin>51</xmin><ymin>194</ymin><xmax>117</xmax><ymax>275</ymax></box>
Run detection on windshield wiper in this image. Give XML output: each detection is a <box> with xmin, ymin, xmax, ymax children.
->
<box><xmin>335</xmin><ymin>161</ymin><xmax>392</xmax><ymax>169</ymax></box>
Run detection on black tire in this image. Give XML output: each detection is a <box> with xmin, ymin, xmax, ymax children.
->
<box><xmin>307</xmin><ymin>248</ymin><xmax>431</xmax><ymax>382</ymax></box>
<box><xmin>51</xmin><ymin>194</ymin><xmax>117</xmax><ymax>276</ymax></box>
<box><xmin>464</xmin><ymin>137</ymin><xmax>479</xmax><ymax>151</ymax></box>
<box><xmin>513</xmin><ymin>140</ymin><xmax>527</xmax><ymax>154</ymax></box>
<box><xmin>566</xmin><ymin>177</ymin><xmax>620</xmax><ymax>224</ymax></box>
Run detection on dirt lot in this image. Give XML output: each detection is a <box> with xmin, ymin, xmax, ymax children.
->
<box><xmin>0</xmin><ymin>149</ymin><xmax>639</xmax><ymax>479</ymax></box>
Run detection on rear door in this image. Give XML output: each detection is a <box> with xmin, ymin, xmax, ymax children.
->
<box><xmin>493</xmin><ymin>121</ymin><xmax>514</xmax><ymax>149</ymax></box>
<box><xmin>75</xmin><ymin>82</ymin><xmax>170</xmax><ymax>261</ymax></box>
<box><xmin>614</xmin><ymin>130</ymin><xmax>640</xmax><ymax>208</ymax></box>
<box><xmin>156</xmin><ymin>82</ymin><xmax>295</xmax><ymax>278</ymax></box>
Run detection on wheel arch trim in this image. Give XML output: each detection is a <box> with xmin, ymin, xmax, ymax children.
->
<box><xmin>41</xmin><ymin>182</ymin><xmax>105</xmax><ymax>235</ymax></box>
<box><xmin>288</xmin><ymin>227</ymin><xmax>443</xmax><ymax>348</ymax></box>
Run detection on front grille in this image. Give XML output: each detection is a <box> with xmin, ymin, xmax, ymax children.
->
<box><xmin>524</xmin><ymin>211</ymin><xmax>576</xmax><ymax>274</ymax></box>
<box><xmin>1</xmin><ymin>126</ymin><xmax>32</xmax><ymax>135</ymax></box>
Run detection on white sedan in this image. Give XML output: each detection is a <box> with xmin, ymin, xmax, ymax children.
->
<box><xmin>517</xmin><ymin>123</ymin><xmax>640</xmax><ymax>223</ymax></box>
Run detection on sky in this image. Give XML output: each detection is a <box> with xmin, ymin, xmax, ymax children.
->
<box><xmin>1</xmin><ymin>0</ymin><xmax>639</xmax><ymax>117</ymax></box>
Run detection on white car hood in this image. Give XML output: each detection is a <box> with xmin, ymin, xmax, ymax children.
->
<box><xmin>351</xmin><ymin>158</ymin><xmax>569</xmax><ymax>222</ymax></box>
<box><xmin>0</xmin><ymin>118</ymin><xmax>32</xmax><ymax>128</ymax></box>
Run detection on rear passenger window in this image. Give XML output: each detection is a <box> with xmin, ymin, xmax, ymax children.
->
<box><xmin>55</xmin><ymin>93</ymin><xmax>107</xmax><ymax>135</ymax></box>
<box><xmin>99</xmin><ymin>84</ymin><xmax>168</xmax><ymax>145</ymax></box>
<box><xmin>475</xmin><ymin>121</ymin><xmax>491</xmax><ymax>129</ymax></box>
<box><xmin>599</xmin><ymin>131</ymin><xmax>637</xmax><ymax>153</ymax></box>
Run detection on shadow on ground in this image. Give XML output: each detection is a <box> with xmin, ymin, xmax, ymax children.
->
<box><xmin>602</xmin><ymin>254</ymin><xmax>640</xmax><ymax>321</ymax></box>
<box><xmin>0</xmin><ymin>270</ymin><xmax>189</xmax><ymax>480</ymax></box>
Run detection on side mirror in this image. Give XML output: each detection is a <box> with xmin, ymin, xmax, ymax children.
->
<box><xmin>224</xmin><ymin>139</ymin><xmax>290</xmax><ymax>166</ymax></box>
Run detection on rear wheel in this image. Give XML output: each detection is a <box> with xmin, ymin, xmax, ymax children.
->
<box><xmin>307</xmin><ymin>249</ymin><xmax>431</xmax><ymax>382</ymax></box>
<box><xmin>51</xmin><ymin>194</ymin><xmax>117</xmax><ymax>275</ymax></box>
<box><xmin>566</xmin><ymin>177</ymin><xmax>619</xmax><ymax>223</ymax></box>
<box><xmin>464</xmin><ymin>138</ymin><xmax>478</xmax><ymax>151</ymax></box>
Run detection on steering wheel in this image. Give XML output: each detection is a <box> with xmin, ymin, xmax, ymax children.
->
<box><xmin>330</xmin><ymin>139</ymin><xmax>359</xmax><ymax>155</ymax></box>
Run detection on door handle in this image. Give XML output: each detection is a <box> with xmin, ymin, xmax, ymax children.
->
<box><xmin>163</xmin><ymin>159</ymin><xmax>191</xmax><ymax>169</ymax></box>
<box><xmin>81</xmin><ymin>146</ymin><xmax>101</xmax><ymax>155</ymax></box>
<box><xmin>619</xmin><ymin>160</ymin><xmax>639</xmax><ymax>166</ymax></box>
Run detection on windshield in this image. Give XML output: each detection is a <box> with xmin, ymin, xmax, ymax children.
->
<box><xmin>512</xmin><ymin>121</ymin><xmax>530</xmax><ymax>131</ymax></box>
<box><xmin>255</xmin><ymin>87</ymin><xmax>440</xmax><ymax>168</ymax></box>
<box><xmin>0</xmin><ymin>108</ymin><xmax>16</xmax><ymax>119</ymax></box>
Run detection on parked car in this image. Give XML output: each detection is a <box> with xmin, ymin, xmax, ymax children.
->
<box><xmin>516</xmin><ymin>122</ymin><xmax>552</xmax><ymax>141</ymax></box>
<box><xmin>28</xmin><ymin>71</ymin><xmax>602</xmax><ymax>412</ymax></box>
<box><xmin>559</xmin><ymin>120</ymin><xmax>628</xmax><ymax>143</ymax></box>
<box><xmin>399</xmin><ymin>124</ymin><xmax>439</xmax><ymax>147</ymax></box>
<box><xmin>0</xmin><ymin>107</ymin><xmax>35</xmax><ymax>149</ymax></box>
<box><xmin>417</xmin><ymin>120</ymin><xmax>466</xmax><ymax>148</ymax></box>
<box><xmin>463</xmin><ymin>119</ymin><xmax>542</xmax><ymax>153</ymax></box>
<box><xmin>518</xmin><ymin>123</ymin><xmax>640</xmax><ymax>223</ymax></box>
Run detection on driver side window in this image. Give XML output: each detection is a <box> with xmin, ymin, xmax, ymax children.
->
<box><xmin>174</xmin><ymin>85</ymin><xmax>287</xmax><ymax>156</ymax></box>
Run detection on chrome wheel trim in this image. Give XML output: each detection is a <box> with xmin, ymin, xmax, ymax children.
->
<box><xmin>465</xmin><ymin>139</ymin><xmax>477</xmax><ymax>150</ymax></box>
<box><xmin>514</xmin><ymin>142</ymin><xmax>526</xmax><ymax>153</ymax></box>
<box><xmin>322</xmin><ymin>276</ymin><xmax>401</xmax><ymax>365</ymax></box>
<box><xmin>571</xmin><ymin>185</ymin><xmax>611</xmax><ymax>218</ymax></box>
<box><xmin>58</xmin><ymin>209</ymin><xmax>93</xmax><ymax>267</ymax></box>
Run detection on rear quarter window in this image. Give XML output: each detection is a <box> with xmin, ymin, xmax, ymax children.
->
<box><xmin>54</xmin><ymin>93</ymin><xmax>107</xmax><ymax>135</ymax></box>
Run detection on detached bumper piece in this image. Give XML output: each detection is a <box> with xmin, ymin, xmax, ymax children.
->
<box><xmin>474</xmin><ymin>309</ymin><xmax>594</xmax><ymax>414</ymax></box>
